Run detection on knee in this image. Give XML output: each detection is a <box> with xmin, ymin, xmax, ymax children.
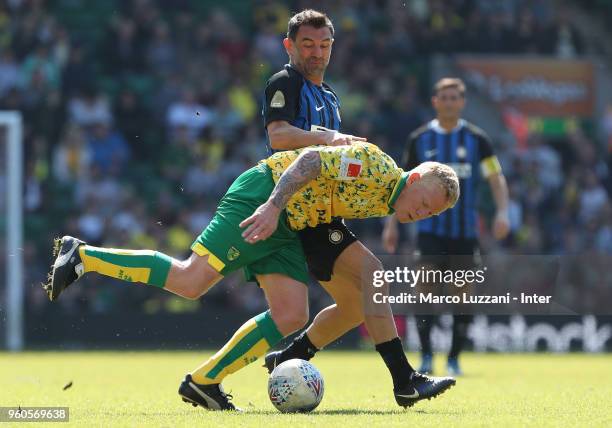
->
<box><xmin>177</xmin><ymin>261</ymin><xmax>218</xmax><ymax>300</ymax></box>
<box><xmin>271</xmin><ymin>307</ymin><xmax>309</xmax><ymax>336</ymax></box>
<box><xmin>179</xmin><ymin>276</ymin><xmax>210</xmax><ymax>300</ymax></box>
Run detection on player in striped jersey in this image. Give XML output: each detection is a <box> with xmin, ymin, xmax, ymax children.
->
<box><xmin>256</xmin><ymin>10</ymin><xmax>466</xmax><ymax>406</ymax></box>
<box><xmin>383</xmin><ymin>78</ymin><xmax>510</xmax><ymax>376</ymax></box>
<box><xmin>260</xmin><ymin>10</ymin><xmax>433</xmax><ymax>400</ymax></box>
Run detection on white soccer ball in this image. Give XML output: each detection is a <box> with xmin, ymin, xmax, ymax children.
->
<box><xmin>268</xmin><ymin>359</ymin><xmax>324</xmax><ymax>413</ymax></box>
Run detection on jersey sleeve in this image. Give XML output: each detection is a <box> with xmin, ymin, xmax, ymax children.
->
<box><xmin>401</xmin><ymin>135</ymin><xmax>420</xmax><ymax>170</ymax></box>
<box><xmin>263</xmin><ymin>71</ymin><xmax>301</xmax><ymax>128</ymax></box>
<box><xmin>477</xmin><ymin>132</ymin><xmax>502</xmax><ymax>178</ymax></box>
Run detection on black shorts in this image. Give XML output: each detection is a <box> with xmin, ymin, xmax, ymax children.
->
<box><xmin>416</xmin><ymin>233</ymin><xmax>479</xmax><ymax>271</ymax></box>
<box><xmin>298</xmin><ymin>218</ymin><xmax>357</xmax><ymax>281</ymax></box>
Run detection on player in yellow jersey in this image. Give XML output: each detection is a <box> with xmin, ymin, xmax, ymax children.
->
<box><xmin>44</xmin><ymin>142</ymin><xmax>459</xmax><ymax>410</ymax></box>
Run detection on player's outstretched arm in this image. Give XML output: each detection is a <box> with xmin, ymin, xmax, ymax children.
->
<box><xmin>268</xmin><ymin>120</ymin><xmax>367</xmax><ymax>150</ymax></box>
<box><xmin>240</xmin><ymin>150</ymin><xmax>322</xmax><ymax>243</ymax></box>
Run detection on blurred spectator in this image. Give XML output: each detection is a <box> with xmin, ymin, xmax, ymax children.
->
<box><xmin>384</xmin><ymin>90</ymin><xmax>426</xmax><ymax>160</ymax></box>
<box><xmin>522</xmin><ymin>136</ymin><xmax>562</xmax><ymax>191</ymax></box>
<box><xmin>151</xmin><ymin>72</ymin><xmax>182</xmax><ymax>120</ymax></box>
<box><xmin>146</xmin><ymin>20</ymin><xmax>177</xmax><ymax>75</ymax></box>
<box><xmin>210</xmin><ymin>94</ymin><xmax>244</xmax><ymax>140</ymax></box>
<box><xmin>68</xmin><ymin>87</ymin><xmax>113</xmax><ymax>128</ymax></box>
<box><xmin>61</xmin><ymin>45</ymin><xmax>94</xmax><ymax>97</ymax></box>
<box><xmin>50</xmin><ymin>25</ymin><xmax>70</xmax><ymax>69</ymax></box>
<box><xmin>186</xmin><ymin>200</ymin><xmax>213</xmax><ymax>235</ymax></box>
<box><xmin>20</xmin><ymin>43</ymin><xmax>60</xmax><ymax>89</ymax></box>
<box><xmin>579</xmin><ymin>172</ymin><xmax>608</xmax><ymax>224</ymax></box>
<box><xmin>0</xmin><ymin>50</ymin><xmax>19</xmax><ymax>96</ymax></box>
<box><xmin>216</xmin><ymin>21</ymin><xmax>248</xmax><ymax>66</ymax></box>
<box><xmin>227</xmin><ymin>78</ymin><xmax>258</xmax><ymax>122</ymax></box>
<box><xmin>114</xmin><ymin>89</ymin><xmax>151</xmax><ymax>156</ymax></box>
<box><xmin>111</xmin><ymin>199</ymin><xmax>146</xmax><ymax>237</ymax></box>
<box><xmin>53</xmin><ymin>124</ymin><xmax>91</xmax><ymax>183</ymax></box>
<box><xmin>160</xmin><ymin>126</ymin><xmax>194</xmax><ymax>183</ymax></box>
<box><xmin>77</xmin><ymin>201</ymin><xmax>106</xmax><ymax>244</ymax></box>
<box><xmin>24</xmin><ymin>158</ymin><xmax>43</xmax><ymax>212</ymax></box>
<box><xmin>27</xmin><ymin>88</ymin><xmax>64</xmax><ymax>149</ymax></box>
<box><xmin>11</xmin><ymin>11</ymin><xmax>40</xmax><ymax>59</ymax></box>
<box><xmin>76</xmin><ymin>166</ymin><xmax>123</xmax><ymax>210</ymax></box>
<box><xmin>166</xmin><ymin>88</ymin><xmax>211</xmax><ymax>141</ymax></box>
<box><xmin>254</xmin><ymin>21</ymin><xmax>285</xmax><ymax>68</ymax></box>
<box><xmin>86</xmin><ymin>122</ymin><xmax>130</xmax><ymax>175</ymax></box>
<box><xmin>104</xmin><ymin>17</ymin><xmax>144</xmax><ymax>74</ymax></box>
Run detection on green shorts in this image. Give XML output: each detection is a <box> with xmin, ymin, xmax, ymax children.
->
<box><xmin>191</xmin><ymin>163</ymin><xmax>309</xmax><ymax>285</ymax></box>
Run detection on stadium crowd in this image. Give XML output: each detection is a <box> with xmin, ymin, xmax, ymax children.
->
<box><xmin>0</xmin><ymin>0</ymin><xmax>609</xmax><ymax>316</ymax></box>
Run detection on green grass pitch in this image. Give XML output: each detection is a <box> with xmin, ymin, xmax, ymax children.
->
<box><xmin>1</xmin><ymin>351</ymin><xmax>611</xmax><ymax>427</ymax></box>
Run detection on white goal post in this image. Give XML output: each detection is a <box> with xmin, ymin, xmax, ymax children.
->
<box><xmin>1</xmin><ymin>111</ymin><xmax>23</xmax><ymax>351</ymax></box>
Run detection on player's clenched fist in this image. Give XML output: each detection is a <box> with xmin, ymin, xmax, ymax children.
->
<box><xmin>240</xmin><ymin>201</ymin><xmax>281</xmax><ymax>244</ymax></box>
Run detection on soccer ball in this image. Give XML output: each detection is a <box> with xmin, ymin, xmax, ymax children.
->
<box><xmin>268</xmin><ymin>359</ymin><xmax>324</xmax><ymax>413</ymax></box>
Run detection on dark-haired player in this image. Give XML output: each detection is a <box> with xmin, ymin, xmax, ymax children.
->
<box><xmin>260</xmin><ymin>9</ymin><xmax>453</xmax><ymax>407</ymax></box>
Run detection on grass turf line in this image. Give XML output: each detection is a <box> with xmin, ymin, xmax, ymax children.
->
<box><xmin>1</xmin><ymin>351</ymin><xmax>611</xmax><ymax>427</ymax></box>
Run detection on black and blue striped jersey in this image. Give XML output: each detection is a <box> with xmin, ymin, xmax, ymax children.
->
<box><xmin>262</xmin><ymin>64</ymin><xmax>341</xmax><ymax>155</ymax></box>
<box><xmin>402</xmin><ymin>119</ymin><xmax>502</xmax><ymax>239</ymax></box>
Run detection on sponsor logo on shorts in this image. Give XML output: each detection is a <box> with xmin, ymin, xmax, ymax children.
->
<box><xmin>227</xmin><ymin>246</ymin><xmax>240</xmax><ymax>261</ymax></box>
<box><xmin>329</xmin><ymin>229</ymin><xmax>344</xmax><ymax>244</ymax></box>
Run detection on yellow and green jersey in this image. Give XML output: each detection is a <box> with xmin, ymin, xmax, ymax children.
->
<box><xmin>263</xmin><ymin>142</ymin><xmax>409</xmax><ymax>230</ymax></box>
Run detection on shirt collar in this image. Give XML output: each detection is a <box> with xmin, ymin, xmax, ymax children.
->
<box><xmin>387</xmin><ymin>171</ymin><xmax>409</xmax><ymax>213</ymax></box>
<box><xmin>429</xmin><ymin>118</ymin><xmax>465</xmax><ymax>134</ymax></box>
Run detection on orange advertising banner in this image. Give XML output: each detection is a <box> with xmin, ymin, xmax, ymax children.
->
<box><xmin>455</xmin><ymin>56</ymin><xmax>594</xmax><ymax>117</ymax></box>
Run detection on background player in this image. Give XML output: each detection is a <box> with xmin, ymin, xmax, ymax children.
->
<box><xmin>382</xmin><ymin>77</ymin><xmax>510</xmax><ymax>375</ymax></box>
